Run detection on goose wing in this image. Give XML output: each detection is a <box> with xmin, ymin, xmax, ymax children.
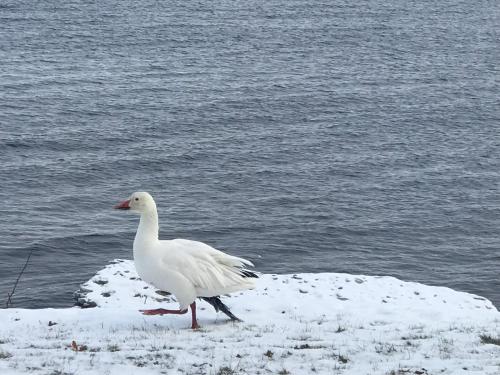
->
<box><xmin>159</xmin><ymin>239</ymin><xmax>256</xmax><ymax>295</ymax></box>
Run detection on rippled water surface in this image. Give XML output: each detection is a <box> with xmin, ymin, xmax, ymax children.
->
<box><xmin>1</xmin><ymin>0</ymin><xmax>499</xmax><ymax>308</ymax></box>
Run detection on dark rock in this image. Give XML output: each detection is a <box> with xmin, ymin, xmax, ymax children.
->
<box><xmin>75</xmin><ymin>298</ymin><xmax>98</xmax><ymax>308</ymax></box>
<box><xmin>155</xmin><ymin>290</ymin><xmax>171</xmax><ymax>296</ymax></box>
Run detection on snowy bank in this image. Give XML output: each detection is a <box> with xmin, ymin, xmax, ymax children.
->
<box><xmin>0</xmin><ymin>259</ymin><xmax>499</xmax><ymax>375</ymax></box>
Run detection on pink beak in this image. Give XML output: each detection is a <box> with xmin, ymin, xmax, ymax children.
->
<box><xmin>114</xmin><ymin>199</ymin><xmax>131</xmax><ymax>210</ymax></box>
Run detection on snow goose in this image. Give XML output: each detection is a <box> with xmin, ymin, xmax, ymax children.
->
<box><xmin>114</xmin><ymin>192</ymin><xmax>257</xmax><ymax>329</ymax></box>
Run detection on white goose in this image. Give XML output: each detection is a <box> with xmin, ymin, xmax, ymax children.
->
<box><xmin>114</xmin><ymin>192</ymin><xmax>257</xmax><ymax>329</ymax></box>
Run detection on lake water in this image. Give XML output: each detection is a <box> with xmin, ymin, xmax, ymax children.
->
<box><xmin>1</xmin><ymin>0</ymin><xmax>499</xmax><ymax>309</ymax></box>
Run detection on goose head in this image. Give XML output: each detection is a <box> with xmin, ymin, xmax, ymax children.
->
<box><xmin>114</xmin><ymin>191</ymin><xmax>156</xmax><ymax>214</ymax></box>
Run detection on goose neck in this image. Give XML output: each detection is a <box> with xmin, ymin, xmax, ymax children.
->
<box><xmin>136</xmin><ymin>208</ymin><xmax>159</xmax><ymax>243</ymax></box>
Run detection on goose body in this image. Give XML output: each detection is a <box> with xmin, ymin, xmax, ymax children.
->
<box><xmin>115</xmin><ymin>191</ymin><xmax>256</xmax><ymax>328</ymax></box>
<box><xmin>134</xmin><ymin>238</ymin><xmax>255</xmax><ymax>309</ymax></box>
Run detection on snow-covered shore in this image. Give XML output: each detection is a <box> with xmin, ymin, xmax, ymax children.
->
<box><xmin>0</xmin><ymin>259</ymin><xmax>499</xmax><ymax>375</ymax></box>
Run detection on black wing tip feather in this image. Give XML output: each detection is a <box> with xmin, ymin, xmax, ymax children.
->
<box><xmin>201</xmin><ymin>296</ymin><xmax>242</xmax><ymax>321</ymax></box>
<box><xmin>241</xmin><ymin>269</ymin><xmax>259</xmax><ymax>278</ymax></box>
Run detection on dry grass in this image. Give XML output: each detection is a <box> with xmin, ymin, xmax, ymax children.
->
<box><xmin>479</xmin><ymin>334</ymin><xmax>500</xmax><ymax>346</ymax></box>
<box><xmin>0</xmin><ymin>350</ymin><xmax>13</xmax><ymax>359</ymax></box>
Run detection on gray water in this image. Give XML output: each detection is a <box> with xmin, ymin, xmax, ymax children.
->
<box><xmin>1</xmin><ymin>0</ymin><xmax>499</xmax><ymax>309</ymax></box>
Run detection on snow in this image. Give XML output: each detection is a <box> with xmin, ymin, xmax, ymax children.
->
<box><xmin>0</xmin><ymin>259</ymin><xmax>499</xmax><ymax>375</ymax></box>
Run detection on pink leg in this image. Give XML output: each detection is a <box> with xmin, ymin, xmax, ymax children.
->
<box><xmin>190</xmin><ymin>301</ymin><xmax>199</xmax><ymax>329</ymax></box>
<box><xmin>139</xmin><ymin>303</ymin><xmax>200</xmax><ymax>329</ymax></box>
<box><xmin>140</xmin><ymin>308</ymin><xmax>188</xmax><ymax>316</ymax></box>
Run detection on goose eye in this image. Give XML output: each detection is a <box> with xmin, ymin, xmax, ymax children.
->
<box><xmin>135</xmin><ymin>197</ymin><xmax>139</xmax><ymax>201</ymax></box>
